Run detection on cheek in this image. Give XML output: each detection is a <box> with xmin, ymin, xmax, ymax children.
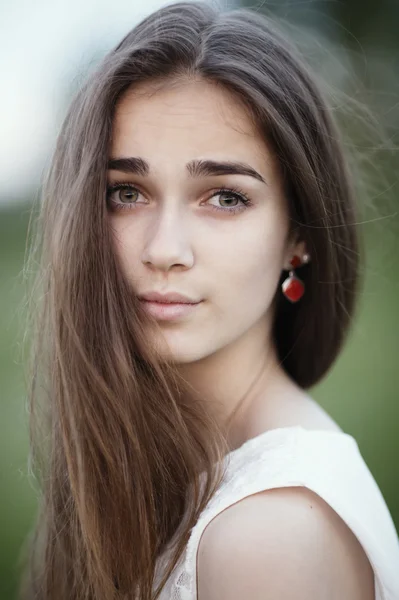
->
<box><xmin>209</xmin><ymin>220</ymin><xmax>287</xmax><ymax>309</ymax></box>
<box><xmin>109</xmin><ymin>207</ymin><xmax>288</xmax><ymax>302</ymax></box>
<box><xmin>109</xmin><ymin>220</ymin><xmax>141</xmax><ymax>281</ymax></box>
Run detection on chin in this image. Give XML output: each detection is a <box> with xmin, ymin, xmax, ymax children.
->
<box><xmin>148</xmin><ymin>330</ymin><xmax>214</xmax><ymax>365</ymax></box>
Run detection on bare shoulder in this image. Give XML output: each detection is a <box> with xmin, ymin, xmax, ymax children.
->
<box><xmin>197</xmin><ymin>486</ymin><xmax>375</xmax><ymax>600</ymax></box>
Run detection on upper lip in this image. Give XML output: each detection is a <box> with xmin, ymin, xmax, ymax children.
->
<box><xmin>138</xmin><ymin>291</ymin><xmax>201</xmax><ymax>304</ymax></box>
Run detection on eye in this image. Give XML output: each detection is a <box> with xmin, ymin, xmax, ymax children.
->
<box><xmin>206</xmin><ymin>188</ymin><xmax>252</xmax><ymax>214</ymax></box>
<box><xmin>105</xmin><ymin>182</ymin><xmax>253</xmax><ymax>215</ymax></box>
<box><xmin>106</xmin><ymin>182</ymin><xmax>143</xmax><ymax>211</ymax></box>
<box><xmin>205</xmin><ymin>187</ymin><xmax>252</xmax><ymax>214</ymax></box>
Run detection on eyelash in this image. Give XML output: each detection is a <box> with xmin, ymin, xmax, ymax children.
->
<box><xmin>105</xmin><ymin>181</ymin><xmax>253</xmax><ymax>215</ymax></box>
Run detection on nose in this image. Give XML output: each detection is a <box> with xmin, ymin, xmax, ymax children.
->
<box><xmin>141</xmin><ymin>205</ymin><xmax>194</xmax><ymax>272</ymax></box>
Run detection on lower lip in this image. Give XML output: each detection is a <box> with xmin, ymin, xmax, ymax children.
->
<box><xmin>139</xmin><ymin>300</ymin><xmax>202</xmax><ymax>321</ymax></box>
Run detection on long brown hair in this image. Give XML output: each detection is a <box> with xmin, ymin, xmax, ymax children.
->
<box><xmin>19</xmin><ymin>1</ymin><xmax>375</xmax><ymax>598</ymax></box>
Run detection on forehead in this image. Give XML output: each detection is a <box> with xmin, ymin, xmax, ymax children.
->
<box><xmin>110</xmin><ymin>79</ymin><xmax>276</xmax><ymax>176</ymax></box>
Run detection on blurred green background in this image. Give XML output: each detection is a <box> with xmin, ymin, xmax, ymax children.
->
<box><xmin>1</xmin><ymin>0</ymin><xmax>398</xmax><ymax>598</ymax></box>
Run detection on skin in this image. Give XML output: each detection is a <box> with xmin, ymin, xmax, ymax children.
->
<box><xmin>107</xmin><ymin>77</ymin><xmax>340</xmax><ymax>449</ymax></box>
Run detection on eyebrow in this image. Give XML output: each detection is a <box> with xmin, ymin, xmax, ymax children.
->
<box><xmin>107</xmin><ymin>157</ymin><xmax>267</xmax><ymax>185</ymax></box>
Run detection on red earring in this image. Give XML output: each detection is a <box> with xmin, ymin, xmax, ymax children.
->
<box><xmin>281</xmin><ymin>254</ymin><xmax>309</xmax><ymax>303</ymax></box>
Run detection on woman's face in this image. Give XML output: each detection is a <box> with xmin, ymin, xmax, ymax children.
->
<box><xmin>107</xmin><ymin>78</ymin><xmax>298</xmax><ymax>364</ymax></box>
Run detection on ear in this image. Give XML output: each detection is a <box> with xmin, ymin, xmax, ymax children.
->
<box><xmin>282</xmin><ymin>239</ymin><xmax>311</xmax><ymax>271</ymax></box>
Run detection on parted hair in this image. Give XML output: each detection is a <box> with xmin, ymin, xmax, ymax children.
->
<box><xmin>20</xmin><ymin>2</ymin><xmax>369</xmax><ymax>599</ymax></box>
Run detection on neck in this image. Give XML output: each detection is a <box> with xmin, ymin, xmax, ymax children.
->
<box><xmin>176</xmin><ymin>316</ymin><xmax>286</xmax><ymax>451</ymax></box>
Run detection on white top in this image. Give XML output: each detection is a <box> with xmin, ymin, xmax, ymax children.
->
<box><xmin>153</xmin><ymin>426</ymin><xmax>399</xmax><ymax>600</ymax></box>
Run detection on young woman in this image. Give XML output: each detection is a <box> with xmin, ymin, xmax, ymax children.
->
<box><xmin>20</xmin><ymin>2</ymin><xmax>399</xmax><ymax>599</ymax></box>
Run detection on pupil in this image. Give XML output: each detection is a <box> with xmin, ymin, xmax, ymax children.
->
<box><xmin>120</xmin><ymin>189</ymin><xmax>136</xmax><ymax>202</ymax></box>
<box><xmin>221</xmin><ymin>193</ymin><xmax>238</xmax><ymax>207</ymax></box>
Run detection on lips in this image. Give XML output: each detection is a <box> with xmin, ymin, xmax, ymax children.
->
<box><xmin>138</xmin><ymin>297</ymin><xmax>202</xmax><ymax>321</ymax></box>
<box><xmin>138</xmin><ymin>291</ymin><xmax>200</xmax><ymax>304</ymax></box>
